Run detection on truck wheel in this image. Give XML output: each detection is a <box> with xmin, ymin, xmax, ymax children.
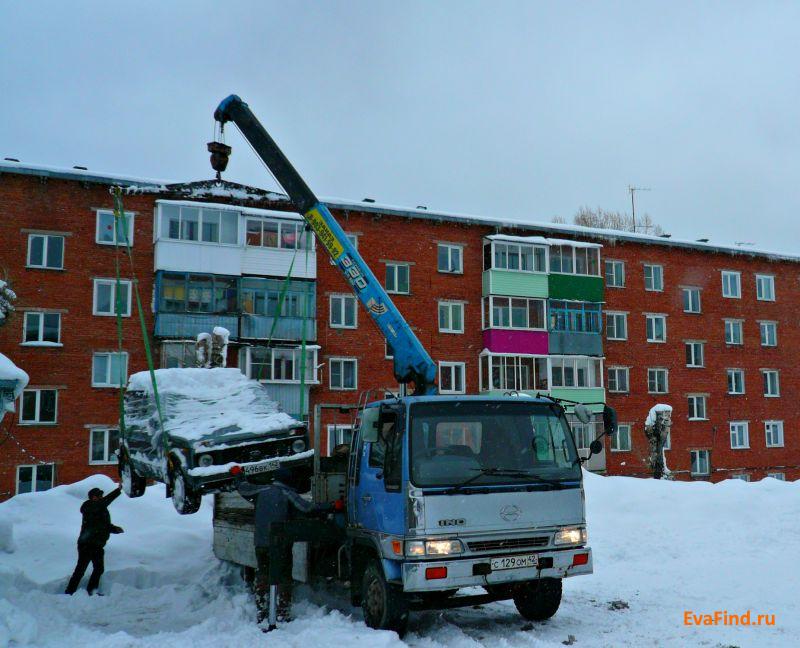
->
<box><xmin>171</xmin><ymin>469</ymin><xmax>201</xmax><ymax>515</ymax></box>
<box><xmin>361</xmin><ymin>560</ymin><xmax>409</xmax><ymax>636</ymax></box>
<box><xmin>513</xmin><ymin>578</ymin><xmax>562</xmax><ymax>621</ymax></box>
<box><xmin>119</xmin><ymin>452</ymin><xmax>146</xmax><ymax>498</ymax></box>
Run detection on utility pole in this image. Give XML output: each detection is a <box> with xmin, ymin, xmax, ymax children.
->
<box><xmin>628</xmin><ymin>186</ymin><xmax>651</xmax><ymax>232</ymax></box>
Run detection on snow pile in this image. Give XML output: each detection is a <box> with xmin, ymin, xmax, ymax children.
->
<box><xmin>2</xmin><ymin>471</ymin><xmax>798</xmax><ymax>646</ymax></box>
<box><xmin>0</xmin><ymin>352</ymin><xmax>29</xmax><ymax>413</ymax></box>
<box><xmin>127</xmin><ymin>368</ymin><xmax>300</xmax><ymax>442</ymax></box>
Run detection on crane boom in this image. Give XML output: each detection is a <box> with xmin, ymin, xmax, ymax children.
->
<box><xmin>212</xmin><ymin>95</ymin><xmax>437</xmax><ymax>394</ymax></box>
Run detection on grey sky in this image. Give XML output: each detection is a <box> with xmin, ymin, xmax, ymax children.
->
<box><xmin>2</xmin><ymin>1</ymin><xmax>799</xmax><ymax>252</ymax></box>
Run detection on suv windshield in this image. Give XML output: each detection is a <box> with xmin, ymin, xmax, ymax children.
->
<box><xmin>409</xmin><ymin>401</ymin><xmax>581</xmax><ymax>488</ymax></box>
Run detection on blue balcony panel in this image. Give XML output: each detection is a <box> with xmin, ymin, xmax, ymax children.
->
<box><xmin>155</xmin><ymin>313</ymin><xmax>240</xmax><ymax>340</ymax></box>
<box><xmin>548</xmin><ymin>330</ymin><xmax>603</xmax><ymax>356</ymax></box>
<box><xmin>240</xmin><ymin>315</ymin><xmax>317</xmax><ymax>342</ymax></box>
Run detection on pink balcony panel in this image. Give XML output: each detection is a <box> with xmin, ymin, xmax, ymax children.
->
<box><xmin>482</xmin><ymin>329</ymin><xmax>549</xmax><ymax>355</ymax></box>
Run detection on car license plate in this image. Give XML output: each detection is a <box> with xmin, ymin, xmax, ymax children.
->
<box><xmin>243</xmin><ymin>459</ymin><xmax>280</xmax><ymax>475</ymax></box>
<box><xmin>490</xmin><ymin>553</ymin><xmax>538</xmax><ymax>571</ymax></box>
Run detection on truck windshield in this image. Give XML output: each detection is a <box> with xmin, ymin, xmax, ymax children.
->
<box><xmin>409</xmin><ymin>401</ymin><xmax>582</xmax><ymax>488</ymax></box>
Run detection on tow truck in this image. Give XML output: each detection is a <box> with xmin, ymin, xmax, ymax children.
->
<box><xmin>207</xmin><ymin>95</ymin><xmax>616</xmax><ymax>635</ymax></box>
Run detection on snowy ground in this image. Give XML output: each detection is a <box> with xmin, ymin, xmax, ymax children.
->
<box><xmin>1</xmin><ymin>472</ymin><xmax>797</xmax><ymax>647</ymax></box>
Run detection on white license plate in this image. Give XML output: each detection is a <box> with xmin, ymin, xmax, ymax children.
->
<box><xmin>490</xmin><ymin>553</ymin><xmax>539</xmax><ymax>571</ymax></box>
<box><xmin>243</xmin><ymin>459</ymin><xmax>280</xmax><ymax>475</ymax></box>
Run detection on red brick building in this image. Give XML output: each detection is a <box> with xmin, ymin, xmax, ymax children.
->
<box><xmin>1</xmin><ymin>160</ymin><xmax>797</xmax><ymax>499</ymax></box>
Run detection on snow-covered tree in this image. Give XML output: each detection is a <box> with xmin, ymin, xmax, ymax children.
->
<box><xmin>0</xmin><ymin>275</ymin><xmax>17</xmax><ymax>327</ymax></box>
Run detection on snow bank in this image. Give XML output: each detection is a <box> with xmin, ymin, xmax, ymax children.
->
<box><xmin>0</xmin><ymin>352</ymin><xmax>29</xmax><ymax>412</ymax></box>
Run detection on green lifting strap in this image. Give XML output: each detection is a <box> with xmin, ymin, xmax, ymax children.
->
<box><xmin>111</xmin><ymin>188</ymin><xmax>168</xmax><ymax>453</ymax></box>
<box><xmin>298</xmin><ymin>228</ymin><xmax>311</xmax><ymax>422</ymax></box>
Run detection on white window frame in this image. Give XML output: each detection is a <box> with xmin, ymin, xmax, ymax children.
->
<box><xmin>93</xmin><ymin>279</ymin><xmax>132</xmax><ymax>317</ymax></box>
<box><xmin>89</xmin><ymin>427</ymin><xmax>120</xmax><ymax>465</ymax></box>
<box><xmin>765</xmin><ymin>420</ymin><xmax>784</xmax><ymax>448</ymax></box>
<box><xmin>762</xmin><ymin>370</ymin><xmax>780</xmax><ymax>397</ymax></box>
<box><xmin>729</xmin><ymin>474</ymin><xmax>750</xmax><ymax>482</ymax></box>
<box><xmin>484</xmin><ymin>295</ymin><xmax>546</xmax><ymax>331</ymax></box>
<box><xmin>611</xmin><ymin>423</ymin><xmax>631</xmax><ymax>452</ymax></box>
<box><xmin>721</xmin><ymin>270</ymin><xmax>741</xmax><ymax>298</ymax></box>
<box><xmin>767</xmin><ymin>472</ymin><xmax>785</xmax><ymax>481</ymax></box>
<box><xmin>682</xmin><ymin>287</ymin><xmax>701</xmax><ymax>313</ymax></box>
<box><xmin>26</xmin><ymin>233</ymin><xmax>65</xmax><ymax>270</ymax></box>
<box><xmin>685</xmin><ymin>341</ymin><xmax>704</xmax><ymax>368</ymax></box>
<box><xmin>385</xmin><ymin>262</ymin><xmax>410</xmax><ymax>295</ymax></box>
<box><xmin>329</xmin><ymin>357</ymin><xmax>358</xmax><ymax>391</ymax></box>
<box><xmin>645</xmin><ymin>314</ymin><xmax>666</xmax><ymax>343</ymax></box>
<box><xmin>92</xmin><ymin>352</ymin><xmax>129</xmax><ymax>388</ymax></box>
<box><xmin>724</xmin><ymin>319</ymin><xmax>743</xmax><ymax>345</ymax></box>
<box><xmin>605</xmin><ymin>312</ymin><xmax>628</xmax><ymax>341</ymax></box>
<box><xmin>438</xmin><ymin>361</ymin><xmax>466</xmax><ymax>394</ymax></box>
<box><xmin>329</xmin><ymin>294</ymin><xmax>357</xmax><ymax>329</ymax></box>
<box><xmin>438</xmin><ymin>301</ymin><xmax>465</xmax><ymax>334</ymax></box>
<box><xmin>21</xmin><ymin>312</ymin><xmax>62</xmax><ymax>346</ymax></box>
<box><xmin>756</xmin><ymin>274</ymin><xmax>775</xmax><ymax>301</ymax></box>
<box><xmin>726</xmin><ymin>368</ymin><xmax>745</xmax><ymax>395</ymax></box>
<box><xmin>19</xmin><ymin>388</ymin><xmax>58</xmax><ymax>425</ymax></box>
<box><xmin>647</xmin><ymin>368</ymin><xmax>669</xmax><ymax>394</ymax></box>
<box><xmin>759</xmin><ymin>321</ymin><xmax>777</xmax><ymax>347</ymax></box>
<box><xmin>690</xmin><ymin>450</ymin><xmax>710</xmax><ymax>476</ymax></box>
<box><xmin>688</xmin><ymin>394</ymin><xmax>707</xmax><ymax>421</ymax></box>
<box><xmin>607</xmin><ymin>367</ymin><xmax>629</xmax><ymax>393</ymax></box>
<box><xmin>437</xmin><ymin>243</ymin><xmax>464</xmax><ymax>274</ymax></box>
<box><xmin>491</xmin><ymin>241</ymin><xmax>548</xmax><ymax>273</ymax></box>
<box><xmin>95</xmin><ymin>209</ymin><xmax>134</xmax><ymax>246</ymax></box>
<box><xmin>604</xmin><ymin>259</ymin><xmax>625</xmax><ymax>288</ymax></box>
<box><xmin>643</xmin><ymin>264</ymin><xmax>663</xmax><ymax>292</ymax></box>
<box><xmin>326</xmin><ymin>424</ymin><xmax>354</xmax><ymax>454</ymax></box>
<box><xmin>244</xmin><ymin>346</ymin><xmax>320</xmax><ymax>384</ymax></box>
<box><xmin>729</xmin><ymin>421</ymin><xmax>749</xmax><ymax>449</ymax></box>
<box><xmin>15</xmin><ymin>463</ymin><xmax>55</xmax><ymax>494</ymax></box>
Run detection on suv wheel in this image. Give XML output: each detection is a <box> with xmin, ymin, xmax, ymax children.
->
<box><xmin>170</xmin><ymin>468</ymin><xmax>201</xmax><ymax>515</ymax></box>
<box><xmin>361</xmin><ymin>559</ymin><xmax>408</xmax><ymax>636</ymax></box>
<box><xmin>119</xmin><ymin>451</ymin><xmax>146</xmax><ymax>498</ymax></box>
<box><xmin>513</xmin><ymin>578</ymin><xmax>562</xmax><ymax>621</ymax></box>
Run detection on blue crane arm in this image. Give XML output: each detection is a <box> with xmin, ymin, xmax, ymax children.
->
<box><xmin>212</xmin><ymin>95</ymin><xmax>438</xmax><ymax>395</ymax></box>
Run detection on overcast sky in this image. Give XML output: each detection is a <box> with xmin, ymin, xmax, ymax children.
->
<box><xmin>2</xmin><ymin>1</ymin><xmax>799</xmax><ymax>252</ymax></box>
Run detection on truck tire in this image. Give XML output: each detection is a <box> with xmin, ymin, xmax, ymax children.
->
<box><xmin>513</xmin><ymin>578</ymin><xmax>562</xmax><ymax>621</ymax></box>
<box><xmin>361</xmin><ymin>560</ymin><xmax>409</xmax><ymax>636</ymax></box>
<box><xmin>119</xmin><ymin>451</ymin><xmax>146</xmax><ymax>498</ymax></box>
<box><xmin>170</xmin><ymin>468</ymin><xmax>202</xmax><ymax>515</ymax></box>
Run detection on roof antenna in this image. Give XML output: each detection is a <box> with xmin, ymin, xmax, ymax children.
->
<box><xmin>628</xmin><ymin>185</ymin><xmax>651</xmax><ymax>233</ymax></box>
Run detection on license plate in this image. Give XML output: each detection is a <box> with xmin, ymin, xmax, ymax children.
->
<box><xmin>243</xmin><ymin>459</ymin><xmax>280</xmax><ymax>475</ymax></box>
<box><xmin>490</xmin><ymin>553</ymin><xmax>539</xmax><ymax>571</ymax></box>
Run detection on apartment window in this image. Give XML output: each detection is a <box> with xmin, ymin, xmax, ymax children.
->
<box><xmin>759</xmin><ymin>321</ymin><xmax>777</xmax><ymax>347</ymax></box>
<box><xmin>160</xmin><ymin>204</ymin><xmax>239</xmax><ymax>245</ymax></box>
<box><xmin>439</xmin><ymin>362</ymin><xmax>466</xmax><ymax>394</ymax></box>
<box><xmin>437</xmin><ymin>301</ymin><xmax>465</xmax><ymax>334</ymax></box>
<box><xmin>160</xmin><ymin>273</ymin><xmax>238</xmax><ymax>314</ymax></box>
<box><xmin>27</xmin><ymin>234</ymin><xmax>64</xmax><ymax>269</ymax></box>
<box><xmin>330</xmin><ymin>294</ymin><xmax>357</xmax><ymax>329</ymax></box>
<box><xmin>765</xmin><ymin>421</ymin><xmax>784</xmax><ymax>448</ymax></box>
<box><xmin>605</xmin><ymin>312</ymin><xmax>627</xmax><ymax>340</ymax></box>
<box><xmin>721</xmin><ymin>270</ymin><xmax>741</xmax><ymax>298</ymax></box>
<box><xmin>549</xmin><ymin>301</ymin><xmax>602</xmax><ymax>333</ymax></box>
<box><xmin>385</xmin><ymin>340</ymin><xmax>394</xmax><ymax>360</ymax></box>
<box><xmin>19</xmin><ymin>389</ymin><xmax>57</xmax><ymax>424</ymax></box>
<box><xmin>685</xmin><ymin>342</ymin><xmax>705</xmax><ymax>368</ymax></box>
<box><xmin>767</xmin><ymin>472</ymin><xmax>785</xmax><ymax>481</ymax></box>
<box><xmin>330</xmin><ymin>358</ymin><xmax>357</xmax><ymax>390</ymax></box>
<box><xmin>688</xmin><ymin>395</ymin><xmax>707</xmax><ymax>420</ymax></box>
<box><xmin>480</xmin><ymin>354</ymin><xmax>549</xmax><ymax>391</ymax></box>
<box><xmin>245</xmin><ymin>217</ymin><xmax>309</xmax><ymax>250</ymax></box>
<box><xmin>762</xmin><ymin>370</ymin><xmax>780</xmax><ymax>397</ymax></box>
<box><xmin>643</xmin><ymin>264</ymin><xmax>663</xmax><ymax>291</ymax></box>
<box><xmin>491</xmin><ymin>242</ymin><xmax>546</xmax><ymax>272</ymax></box>
<box><xmin>729</xmin><ymin>421</ymin><xmax>749</xmax><ymax>449</ymax></box>
<box><xmin>607</xmin><ymin>367</ymin><xmax>629</xmax><ymax>393</ymax></box>
<box><xmin>611</xmin><ymin>424</ymin><xmax>631</xmax><ymax>452</ymax></box>
<box><xmin>726</xmin><ymin>369</ymin><xmax>745</xmax><ymax>395</ymax></box>
<box><xmin>385</xmin><ymin>263</ymin><xmax>410</xmax><ymax>294</ymax></box>
<box><xmin>572</xmin><ymin>423</ymin><xmax>592</xmax><ymax>451</ymax></box>
<box><xmin>92</xmin><ymin>352</ymin><xmax>129</xmax><ymax>388</ymax></box>
<box><xmin>93</xmin><ymin>279</ymin><xmax>131</xmax><ymax>317</ymax></box>
<box><xmin>161</xmin><ymin>341</ymin><xmax>197</xmax><ymax>368</ymax></box>
<box><xmin>327</xmin><ymin>424</ymin><xmax>353</xmax><ymax>454</ymax></box>
<box><xmin>550</xmin><ymin>356</ymin><xmax>604</xmax><ymax>388</ymax></box>
<box><xmin>646</xmin><ymin>314</ymin><xmax>666</xmax><ymax>342</ymax></box>
<box><xmin>22</xmin><ymin>312</ymin><xmax>61</xmax><ymax>345</ymax></box>
<box><xmin>484</xmin><ymin>296</ymin><xmax>545</xmax><ymax>330</ymax></box>
<box><xmin>96</xmin><ymin>209</ymin><xmax>134</xmax><ymax>246</ymax></box>
<box><xmin>690</xmin><ymin>450</ymin><xmax>710</xmax><ymax>476</ymax></box>
<box><xmin>329</xmin><ymin>233</ymin><xmax>358</xmax><ymax>264</ymax></box>
<box><xmin>90</xmin><ymin>427</ymin><xmax>120</xmax><ymax>465</ymax></box>
<box><xmin>437</xmin><ymin>243</ymin><xmax>463</xmax><ymax>274</ymax></box>
<box><xmin>605</xmin><ymin>260</ymin><xmax>625</xmax><ymax>287</ymax></box>
<box><xmin>246</xmin><ymin>346</ymin><xmax>318</xmax><ymax>384</ymax></box>
<box><xmin>682</xmin><ymin>287</ymin><xmax>701</xmax><ymax>313</ymax></box>
<box><xmin>549</xmin><ymin>245</ymin><xmax>600</xmax><ymax>276</ymax></box>
<box><xmin>647</xmin><ymin>368</ymin><xmax>669</xmax><ymax>394</ymax></box>
<box><xmin>16</xmin><ymin>464</ymin><xmax>54</xmax><ymax>494</ymax></box>
<box><xmin>241</xmin><ymin>277</ymin><xmax>312</xmax><ymax>319</ymax></box>
<box><xmin>724</xmin><ymin>320</ymin><xmax>743</xmax><ymax>345</ymax></box>
<box><xmin>756</xmin><ymin>274</ymin><xmax>775</xmax><ymax>301</ymax></box>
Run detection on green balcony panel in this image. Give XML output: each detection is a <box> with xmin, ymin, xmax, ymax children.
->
<box><xmin>548</xmin><ymin>274</ymin><xmax>604</xmax><ymax>302</ymax></box>
<box><xmin>549</xmin><ymin>387</ymin><xmax>606</xmax><ymax>413</ymax></box>
<box><xmin>482</xmin><ymin>270</ymin><xmax>549</xmax><ymax>298</ymax></box>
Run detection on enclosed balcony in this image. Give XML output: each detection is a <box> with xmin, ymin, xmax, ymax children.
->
<box><xmin>240</xmin><ymin>277</ymin><xmax>316</xmax><ymax>342</ymax></box>
<box><xmin>154</xmin><ymin>272</ymin><xmax>240</xmax><ymax>339</ymax></box>
<box><xmin>481</xmin><ymin>295</ymin><xmax>548</xmax><ymax>354</ymax></box>
<box><xmin>548</xmin><ymin>300</ymin><xmax>603</xmax><ymax>356</ymax></box>
<box><xmin>482</xmin><ymin>236</ymin><xmax>549</xmax><ymax>298</ymax></box>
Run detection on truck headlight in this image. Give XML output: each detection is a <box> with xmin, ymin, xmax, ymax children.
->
<box><xmin>198</xmin><ymin>454</ymin><xmax>214</xmax><ymax>467</ymax></box>
<box><xmin>554</xmin><ymin>527</ymin><xmax>587</xmax><ymax>546</ymax></box>
<box><xmin>406</xmin><ymin>539</ymin><xmax>464</xmax><ymax>556</ymax></box>
<box><xmin>291</xmin><ymin>439</ymin><xmax>306</xmax><ymax>453</ymax></box>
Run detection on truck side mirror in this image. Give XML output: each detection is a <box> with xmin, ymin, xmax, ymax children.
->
<box><xmin>574</xmin><ymin>404</ymin><xmax>592</xmax><ymax>424</ymax></box>
<box><xmin>602</xmin><ymin>405</ymin><xmax>618</xmax><ymax>436</ymax></box>
<box><xmin>589</xmin><ymin>439</ymin><xmax>603</xmax><ymax>456</ymax></box>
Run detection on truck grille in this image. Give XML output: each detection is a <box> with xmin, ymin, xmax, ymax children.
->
<box><xmin>467</xmin><ymin>536</ymin><xmax>549</xmax><ymax>552</ymax></box>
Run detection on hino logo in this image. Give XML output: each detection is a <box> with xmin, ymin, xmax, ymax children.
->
<box><xmin>438</xmin><ymin>518</ymin><xmax>465</xmax><ymax>527</ymax></box>
<box><xmin>500</xmin><ymin>505</ymin><xmax>522</xmax><ymax>522</ymax></box>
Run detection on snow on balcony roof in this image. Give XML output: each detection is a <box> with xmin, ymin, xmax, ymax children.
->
<box><xmin>486</xmin><ymin>234</ymin><xmax>603</xmax><ymax>248</ymax></box>
<box><xmin>156</xmin><ymin>199</ymin><xmax>302</xmax><ymax>220</ymax></box>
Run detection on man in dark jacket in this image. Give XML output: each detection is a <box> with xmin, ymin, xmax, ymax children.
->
<box><xmin>65</xmin><ymin>485</ymin><xmax>124</xmax><ymax>595</ymax></box>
